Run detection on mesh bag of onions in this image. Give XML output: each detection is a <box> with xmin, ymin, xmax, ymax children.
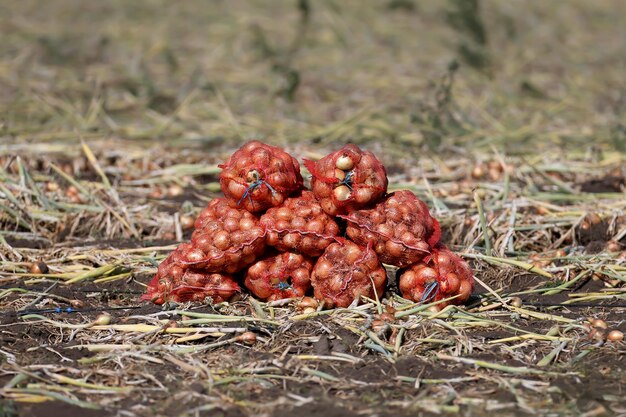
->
<box><xmin>310</xmin><ymin>240</ymin><xmax>387</xmax><ymax>308</ymax></box>
<box><xmin>244</xmin><ymin>251</ymin><xmax>314</xmax><ymax>301</ymax></box>
<box><xmin>260</xmin><ymin>191</ymin><xmax>340</xmax><ymax>257</ymax></box>
<box><xmin>183</xmin><ymin>198</ymin><xmax>266</xmax><ymax>273</ymax></box>
<box><xmin>304</xmin><ymin>144</ymin><xmax>388</xmax><ymax>216</ymax></box>
<box><xmin>341</xmin><ymin>190</ymin><xmax>441</xmax><ymax>267</ymax></box>
<box><xmin>142</xmin><ymin>244</ymin><xmax>240</xmax><ymax>305</ymax></box>
<box><xmin>219</xmin><ymin>140</ymin><xmax>303</xmax><ymax>213</ymax></box>
<box><xmin>398</xmin><ymin>245</ymin><xmax>474</xmax><ymax>309</ymax></box>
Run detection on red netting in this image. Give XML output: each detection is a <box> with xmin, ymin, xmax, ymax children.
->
<box><xmin>142</xmin><ymin>246</ymin><xmax>241</xmax><ymax>305</ymax></box>
<box><xmin>310</xmin><ymin>240</ymin><xmax>387</xmax><ymax>308</ymax></box>
<box><xmin>340</xmin><ymin>190</ymin><xmax>441</xmax><ymax>267</ymax></box>
<box><xmin>398</xmin><ymin>245</ymin><xmax>474</xmax><ymax>309</ymax></box>
<box><xmin>304</xmin><ymin>144</ymin><xmax>388</xmax><ymax>216</ymax></box>
<box><xmin>260</xmin><ymin>191</ymin><xmax>340</xmax><ymax>257</ymax></box>
<box><xmin>184</xmin><ymin>198</ymin><xmax>266</xmax><ymax>273</ymax></box>
<box><xmin>244</xmin><ymin>251</ymin><xmax>314</xmax><ymax>301</ymax></box>
<box><xmin>219</xmin><ymin>140</ymin><xmax>304</xmax><ymax>213</ymax></box>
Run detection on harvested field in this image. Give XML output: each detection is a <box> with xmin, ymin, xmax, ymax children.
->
<box><xmin>1</xmin><ymin>1</ymin><xmax>625</xmax><ymax>416</ymax></box>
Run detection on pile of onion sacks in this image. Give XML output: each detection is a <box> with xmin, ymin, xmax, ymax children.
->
<box><xmin>143</xmin><ymin>141</ymin><xmax>474</xmax><ymax>309</ymax></box>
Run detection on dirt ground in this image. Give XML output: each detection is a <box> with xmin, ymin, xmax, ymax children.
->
<box><xmin>1</xmin><ymin>1</ymin><xmax>626</xmax><ymax>416</ymax></box>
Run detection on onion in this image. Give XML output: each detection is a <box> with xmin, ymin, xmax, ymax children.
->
<box><xmin>307</xmin><ymin>220</ymin><xmax>325</xmax><ymax>234</ymax></box>
<box><xmin>458</xmin><ymin>279</ymin><xmax>473</xmax><ymax>302</ymax></box>
<box><xmin>239</xmin><ymin>217</ymin><xmax>255</xmax><ymax>230</ymax></box>
<box><xmin>375</xmin><ymin>223</ymin><xmax>394</xmax><ymax>237</ymax></box>
<box><xmin>242</xmin><ymin>254</ymin><xmax>257</xmax><ymax>265</ymax></box>
<box><xmin>269</xmin><ymin>158</ymin><xmax>286</xmax><ymax>171</ymax></box>
<box><xmin>291</xmin><ymin>268</ymin><xmax>310</xmax><ymax>284</ymax></box>
<box><xmin>320</xmin><ymin>198</ymin><xmax>336</xmax><ymax>215</ymax></box>
<box><xmin>297</xmin><ymin>296</ymin><xmax>319</xmax><ymax>311</ymax></box>
<box><xmin>239</xmin><ymin>331</ymin><xmax>257</xmax><ymax>345</ymax></box>
<box><xmin>395</xmin><ymin>231</ymin><xmax>414</xmax><ymax>244</ymax></box>
<box><xmin>170</xmin><ymin>266</ymin><xmax>184</xmax><ymax>280</ymax></box>
<box><xmin>591</xmin><ymin>319</ymin><xmax>608</xmax><ymax>329</ymax></box>
<box><xmin>223</xmin><ymin>218</ymin><xmax>240</xmax><ymax>232</ymax></box>
<box><xmin>242</xmin><ymin>142</ymin><xmax>258</xmax><ymax>153</ymax></box>
<box><xmin>230</xmin><ymin>231</ymin><xmax>244</xmax><ymax>245</ymax></box>
<box><xmin>186</xmin><ymin>249</ymin><xmax>206</xmax><ymax>262</ymax></box>
<box><xmin>328</xmin><ymin>275</ymin><xmax>345</xmax><ymax>292</ymax></box>
<box><xmin>45</xmin><ymin>181</ymin><xmax>60</xmax><ymax>192</ymax></box>
<box><xmin>266</xmin><ymin>231</ymin><xmax>279</xmax><ymax>246</ymax></box>
<box><xmin>270</xmin><ymin>192</ymin><xmax>284</xmax><ymax>206</ymax></box>
<box><xmin>94</xmin><ymin>313</ymin><xmax>112</xmax><ymax>326</ymax></box>
<box><xmin>180</xmin><ymin>215</ymin><xmax>195</xmax><ymax>230</ymax></box>
<box><xmin>312</xmin><ymin>180</ymin><xmax>331</xmax><ymax>198</ymax></box>
<box><xmin>268</xmin><ymin>172</ymin><xmax>286</xmax><ymax>186</ymax></box>
<box><xmin>291</xmin><ymin>217</ymin><xmax>306</xmax><ymax>229</ymax></box>
<box><xmin>29</xmin><ymin>262</ymin><xmax>49</xmax><ymax>275</ymax></box>
<box><xmin>300</xmin><ymin>236</ymin><xmax>316</xmax><ymax>252</ymax></box>
<box><xmin>589</xmin><ymin>327</ymin><xmax>607</xmax><ymax>342</ymax></box>
<box><xmin>276</xmin><ymin>207</ymin><xmax>293</xmax><ymax>221</ymax></box>
<box><xmin>607</xmin><ymin>330</ymin><xmax>624</xmax><ymax>342</ymax></box>
<box><xmin>345</xmin><ymin>243</ymin><xmax>363</xmax><ymax>263</ymax></box>
<box><xmin>167</xmin><ymin>184</ymin><xmax>184</xmax><ymax>197</ymax></box>
<box><xmin>313</xmin><ymin>259</ymin><xmax>333</xmax><ymax>278</ymax></box>
<box><xmin>252</xmin><ymin>149</ymin><xmax>271</xmax><ymax>163</ymax></box>
<box><xmin>282</xmin><ymin>233</ymin><xmax>301</xmax><ymax>248</ymax></box>
<box><xmin>415</xmin><ymin>267</ymin><xmax>438</xmax><ymax>283</ymax></box>
<box><xmin>275</xmin><ymin>220</ymin><xmax>290</xmax><ymax>230</ymax></box>
<box><xmin>335</xmin><ymin>155</ymin><xmax>354</xmax><ymax>170</ymax></box>
<box><xmin>295</xmin><ymin>206</ymin><xmax>312</xmax><ymax>218</ymax></box>
<box><xmin>606</xmin><ymin>240</ymin><xmax>621</xmax><ymax>252</ymax></box>
<box><xmin>333</xmin><ymin>185</ymin><xmax>351</xmax><ymax>201</ymax></box>
<box><xmin>385</xmin><ymin>240</ymin><xmax>405</xmax><ymax>259</ymax></box>
<box><xmin>353</xmin><ymin>187</ymin><xmax>374</xmax><ymax>204</ymax></box>
<box><xmin>212</xmin><ymin>231</ymin><xmax>230</xmax><ymax>250</ymax></box>
<box><xmin>334</xmin><ymin>169</ymin><xmax>346</xmax><ymax>180</ymax></box>
<box><xmin>227</xmin><ymin>180</ymin><xmax>246</xmax><ymax>198</ymax></box>
<box><xmin>325</xmin><ymin>221</ymin><xmax>339</xmax><ymax>235</ymax></box>
<box><xmin>442</xmin><ymin>273</ymin><xmax>460</xmax><ymax>293</ymax></box>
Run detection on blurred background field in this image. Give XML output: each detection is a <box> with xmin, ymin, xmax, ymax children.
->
<box><xmin>1</xmin><ymin>0</ymin><xmax>624</xmax><ymax>154</ymax></box>
<box><xmin>1</xmin><ymin>1</ymin><xmax>625</xmax><ymax>417</ymax></box>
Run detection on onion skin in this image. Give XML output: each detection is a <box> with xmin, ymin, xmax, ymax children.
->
<box><xmin>398</xmin><ymin>245</ymin><xmax>474</xmax><ymax>308</ymax></box>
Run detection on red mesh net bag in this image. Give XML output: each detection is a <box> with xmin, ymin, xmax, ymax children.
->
<box><xmin>142</xmin><ymin>245</ymin><xmax>241</xmax><ymax>305</ymax></box>
<box><xmin>304</xmin><ymin>144</ymin><xmax>388</xmax><ymax>216</ymax></box>
<box><xmin>310</xmin><ymin>240</ymin><xmax>387</xmax><ymax>308</ymax></box>
<box><xmin>260</xmin><ymin>191</ymin><xmax>340</xmax><ymax>257</ymax></box>
<box><xmin>398</xmin><ymin>245</ymin><xmax>474</xmax><ymax>309</ymax></box>
<box><xmin>244</xmin><ymin>252</ymin><xmax>314</xmax><ymax>301</ymax></box>
<box><xmin>219</xmin><ymin>140</ymin><xmax>304</xmax><ymax>213</ymax></box>
<box><xmin>184</xmin><ymin>198</ymin><xmax>266</xmax><ymax>273</ymax></box>
<box><xmin>340</xmin><ymin>190</ymin><xmax>441</xmax><ymax>267</ymax></box>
